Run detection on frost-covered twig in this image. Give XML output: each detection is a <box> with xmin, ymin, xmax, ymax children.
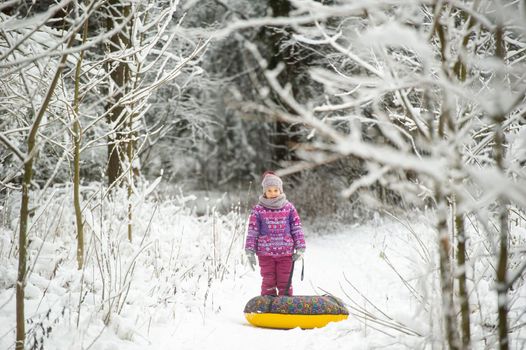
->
<box><xmin>382</xmin><ymin>210</ymin><xmax>432</xmax><ymax>264</ymax></box>
<box><xmin>0</xmin><ymin>132</ymin><xmax>25</xmax><ymax>161</ymax></box>
<box><xmin>338</xmin><ymin>278</ymin><xmax>423</xmax><ymax>337</ymax></box>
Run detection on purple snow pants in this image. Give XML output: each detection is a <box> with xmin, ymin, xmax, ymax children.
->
<box><xmin>258</xmin><ymin>255</ymin><xmax>293</xmax><ymax>296</ymax></box>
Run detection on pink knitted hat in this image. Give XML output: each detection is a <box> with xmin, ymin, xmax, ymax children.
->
<box><xmin>261</xmin><ymin>171</ymin><xmax>283</xmax><ymax>193</ymax></box>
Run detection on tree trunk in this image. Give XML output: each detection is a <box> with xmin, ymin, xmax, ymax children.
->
<box><xmin>127</xmin><ymin>115</ymin><xmax>133</xmax><ymax>242</ymax></box>
<box><xmin>73</xmin><ymin>97</ymin><xmax>84</xmax><ymax>269</ymax></box>
<box><xmin>431</xmin><ymin>6</ymin><xmax>462</xmax><ymax>348</ymax></box>
<box><xmin>106</xmin><ymin>0</ymin><xmax>131</xmax><ymax>186</ymax></box>
<box><xmin>16</xmin><ymin>162</ymin><xmax>31</xmax><ymax>350</ymax></box>
<box><xmin>436</xmin><ymin>188</ymin><xmax>460</xmax><ymax>350</ymax></box>
<box><xmin>16</xmin><ymin>30</ymin><xmax>78</xmax><ymax>350</ymax></box>
<box><xmin>265</xmin><ymin>0</ymin><xmax>300</xmax><ymax>165</ymax></box>
<box><xmin>494</xmin><ymin>23</ymin><xmax>509</xmax><ymax>350</ymax></box>
<box><xmin>496</xmin><ymin>197</ymin><xmax>509</xmax><ymax>350</ymax></box>
<box><xmin>455</xmin><ymin>211</ymin><xmax>471</xmax><ymax>349</ymax></box>
<box><xmin>494</xmin><ymin>118</ymin><xmax>509</xmax><ymax>350</ymax></box>
<box><xmin>73</xmin><ymin>20</ymin><xmax>88</xmax><ymax>270</ymax></box>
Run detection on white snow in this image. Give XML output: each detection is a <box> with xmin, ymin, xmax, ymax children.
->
<box><xmin>0</xmin><ymin>190</ymin><xmax>525</xmax><ymax>349</ymax></box>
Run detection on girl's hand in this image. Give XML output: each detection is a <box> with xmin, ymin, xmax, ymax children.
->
<box><xmin>245</xmin><ymin>249</ymin><xmax>257</xmax><ymax>270</ymax></box>
<box><xmin>293</xmin><ymin>248</ymin><xmax>305</xmax><ymax>261</ymax></box>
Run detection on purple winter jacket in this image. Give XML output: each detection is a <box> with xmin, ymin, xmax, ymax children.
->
<box><xmin>245</xmin><ymin>201</ymin><xmax>306</xmax><ymax>257</ymax></box>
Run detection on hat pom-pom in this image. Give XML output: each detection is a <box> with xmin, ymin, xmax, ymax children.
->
<box><xmin>262</xmin><ymin>170</ymin><xmax>276</xmax><ymax>179</ymax></box>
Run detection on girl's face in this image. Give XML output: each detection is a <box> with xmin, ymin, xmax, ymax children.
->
<box><xmin>264</xmin><ymin>186</ymin><xmax>281</xmax><ymax>199</ymax></box>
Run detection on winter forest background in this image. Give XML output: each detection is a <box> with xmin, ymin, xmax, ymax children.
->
<box><xmin>0</xmin><ymin>0</ymin><xmax>525</xmax><ymax>349</ymax></box>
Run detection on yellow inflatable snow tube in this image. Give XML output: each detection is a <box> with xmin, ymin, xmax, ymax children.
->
<box><xmin>244</xmin><ymin>295</ymin><xmax>349</xmax><ymax>329</ymax></box>
<box><xmin>245</xmin><ymin>312</ymin><xmax>348</xmax><ymax>329</ymax></box>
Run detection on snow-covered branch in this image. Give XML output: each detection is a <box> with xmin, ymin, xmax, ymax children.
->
<box><xmin>0</xmin><ymin>132</ymin><xmax>25</xmax><ymax>161</ymax></box>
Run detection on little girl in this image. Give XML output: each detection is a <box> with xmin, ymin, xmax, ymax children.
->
<box><xmin>245</xmin><ymin>171</ymin><xmax>306</xmax><ymax>296</ymax></box>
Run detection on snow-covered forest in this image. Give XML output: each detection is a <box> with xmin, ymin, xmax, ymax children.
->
<box><xmin>1</xmin><ymin>0</ymin><xmax>525</xmax><ymax>349</ymax></box>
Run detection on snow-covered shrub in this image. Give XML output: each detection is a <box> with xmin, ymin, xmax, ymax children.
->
<box><xmin>0</xmin><ymin>182</ymin><xmax>249</xmax><ymax>349</ymax></box>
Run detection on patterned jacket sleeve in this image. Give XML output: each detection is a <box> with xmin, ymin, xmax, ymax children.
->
<box><xmin>289</xmin><ymin>204</ymin><xmax>306</xmax><ymax>250</ymax></box>
<box><xmin>245</xmin><ymin>207</ymin><xmax>260</xmax><ymax>252</ymax></box>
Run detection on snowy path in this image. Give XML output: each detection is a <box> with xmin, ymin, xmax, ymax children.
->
<box><xmin>145</xmin><ymin>222</ymin><xmax>426</xmax><ymax>350</ymax></box>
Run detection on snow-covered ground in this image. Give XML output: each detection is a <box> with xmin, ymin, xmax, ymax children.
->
<box><xmin>151</xmin><ymin>221</ymin><xmax>432</xmax><ymax>350</ymax></box>
<box><xmin>0</xmin><ymin>189</ymin><xmax>525</xmax><ymax>349</ymax></box>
